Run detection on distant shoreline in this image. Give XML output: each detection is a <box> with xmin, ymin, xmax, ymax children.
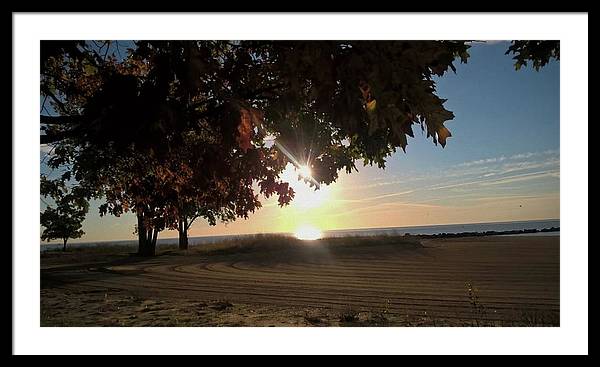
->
<box><xmin>415</xmin><ymin>226</ymin><xmax>559</xmax><ymax>239</ymax></box>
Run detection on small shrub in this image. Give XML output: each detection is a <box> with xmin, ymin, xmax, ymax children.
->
<box><xmin>339</xmin><ymin>308</ymin><xmax>360</xmax><ymax>323</ymax></box>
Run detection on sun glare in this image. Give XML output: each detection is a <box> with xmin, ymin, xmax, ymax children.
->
<box><xmin>298</xmin><ymin>165</ymin><xmax>312</xmax><ymax>179</ymax></box>
<box><xmin>279</xmin><ymin>164</ymin><xmax>331</xmax><ymax>210</ymax></box>
<box><xmin>294</xmin><ymin>225</ymin><xmax>322</xmax><ymax>240</ymax></box>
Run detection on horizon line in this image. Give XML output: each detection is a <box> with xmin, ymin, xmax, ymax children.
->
<box><xmin>40</xmin><ymin>217</ymin><xmax>560</xmax><ymax>246</ymax></box>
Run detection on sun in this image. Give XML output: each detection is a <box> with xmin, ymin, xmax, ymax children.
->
<box><xmin>278</xmin><ymin>164</ymin><xmax>331</xmax><ymax>210</ymax></box>
<box><xmin>294</xmin><ymin>225</ymin><xmax>322</xmax><ymax>240</ymax></box>
<box><xmin>273</xmin><ymin>163</ymin><xmax>339</xmax><ymax>236</ymax></box>
<box><xmin>298</xmin><ymin>165</ymin><xmax>312</xmax><ymax>179</ymax></box>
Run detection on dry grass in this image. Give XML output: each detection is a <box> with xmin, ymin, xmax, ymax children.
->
<box><xmin>188</xmin><ymin>233</ymin><xmax>423</xmax><ymax>256</ymax></box>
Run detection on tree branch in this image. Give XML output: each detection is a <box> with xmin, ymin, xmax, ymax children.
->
<box><xmin>41</xmin><ymin>115</ymin><xmax>83</xmax><ymax>125</ymax></box>
<box><xmin>41</xmin><ymin>86</ymin><xmax>69</xmax><ymax>115</ymax></box>
<box><xmin>40</xmin><ymin>95</ymin><xmax>48</xmax><ymax>114</ymax></box>
<box><xmin>185</xmin><ymin>215</ymin><xmax>199</xmax><ymax>231</ymax></box>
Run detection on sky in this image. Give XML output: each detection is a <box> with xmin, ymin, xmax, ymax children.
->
<box><xmin>40</xmin><ymin>41</ymin><xmax>560</xmax><ymax>243</ymax></box>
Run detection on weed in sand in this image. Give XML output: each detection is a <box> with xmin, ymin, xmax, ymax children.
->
<box><xmin>210</xmin><ymin>300</ymin><xmax>234</xmax><ymax>311</ymax></box>
<box><xmin>466</xmin><ymin>281</ymin><xmax>487</xmax><ymax>326</ymax></box>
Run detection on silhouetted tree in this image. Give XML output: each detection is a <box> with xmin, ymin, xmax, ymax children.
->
<box><xmin>40</xmin><ymin>177</ymin><xmax>89</xmax><ymax>251</ymax></box>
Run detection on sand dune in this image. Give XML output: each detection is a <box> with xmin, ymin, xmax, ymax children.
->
<box><xmin>40</xmin><ymin>235</ymin><xmax>559</xmax><ymax>326</ymax></box>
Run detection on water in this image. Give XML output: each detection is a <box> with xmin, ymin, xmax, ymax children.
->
<box><xmin>322</xmin><ymin>219</ymin><xmax>560</xmax><ymax>238</ymax></box>
<box><xmin>40</xmin><ymin>219</ymin><xmax>559</xmax><ymax>252</ymax></box>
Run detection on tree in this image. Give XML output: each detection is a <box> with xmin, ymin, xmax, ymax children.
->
<box><xmin>40</xmin><ymin>177</ymin><xmax>89</xmax><ymax>251</ymax></box>
<box><xmin>41</xmin><ymin>41</ymin><xmax>294</xmax><ymax>255</ymax></box>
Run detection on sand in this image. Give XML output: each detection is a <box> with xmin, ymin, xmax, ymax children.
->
<box><xmin>40</xmin><ymin>235</ymin><xmax>559</xmax><ymax>326</ymax></box>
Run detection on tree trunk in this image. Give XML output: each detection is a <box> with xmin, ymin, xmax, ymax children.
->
<box><xmin>151</xmin><ymin>228</ymin><xmax>158</xmax><ymax>253</ymax></box>
<box><xmin>137</xmin><ymin>212</ymin><xmax>147</xmax><ymax>255</ymax></box>
<box><xmin>178</xmin><ymin>217</ymin><xmax>189</xmax><ymax>250</ymax></box>
<box><xmin>136</xmin><ymin>212</ymin><xmax>158</xmax><ymax>257</ymax></box>
<box><xmin>63</xmin><ymin>238</ymin><xmax>67</xmax><ymax>252</ymax></box>
<box><xmin>178</xmin><ymin>229</ymin><xmax>188</xmax><ymax>250</ymax></box>
<box><xmin>139</xmin><ymin>230</ymin><xmax>157</xmax><ymax>257</ymax></box>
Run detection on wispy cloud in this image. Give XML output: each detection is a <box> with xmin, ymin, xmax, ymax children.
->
<box><xmin>427</xmin><ymin>169</ymin><xmax>559</xmax><ymax>191</ymax></box>
<box><xmin>331</xmin><ymin>201</ymin><xmax>441</xmax><ymax>217</ymax></box>
<box><xmin>332</xmin><ymin>150</ymin><xmax>560</xmax><ymax>214</ymax></box>
<box><xmin>468</xmin><ymin>193</ymin><xmax>558</xmax><ymax>203</ymax></box>
<box><xmin>457</xmin><ymin>149</ymin><xmax>558</xmax><ymax>168</ymax></box>
<box><xmin>336</xmin><ymin>190</ymin><xmax>415</xmax><ymax>203</ymax></box>
<box><xmin>480</xmin><ymin>170</ymin><xmax>559</xmax><ymax>186</ymax></box>
<box><xmin>496</xmin><ymin>158</ymin><xmax>559</xmax><ymax>175</ymax></box>
<box><xmin>457</xmin><ymin>156</ymin><xmax>508</xmax><ymax>167</ymax></box>
<box><xmin>339</xmin><ymin>176</ymin><xmax>426</xmax><ymax>191</ymax></box>
<box><xmin>466</xmin><ymin>40</ymin><xmax>510</xmax><ymax>45</ymax></box>
<box><xmin>337</xmin><ymin>150</ymin><xmax>559</xmax><ymax>194</ymax></box>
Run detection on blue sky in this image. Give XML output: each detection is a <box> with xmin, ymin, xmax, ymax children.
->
<box><xmin>41</xmin><ymin>41</ymin><xmax>560</xmax><ymax>242</ymax></box>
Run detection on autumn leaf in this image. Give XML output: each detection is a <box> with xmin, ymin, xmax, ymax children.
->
<box><xmin>366</xmin><ymin>99</ymin><xmax>377</xmax><ymax>112</ymax></box>
<box><xmin>437</xmin><ymin>125</ymin><xmax>452</xmax><ymax>148</ymax></box>
<box><xmin>236</xmin><ymin>108</ymin><xmax>253</xmax><ymax>153</ymax></box>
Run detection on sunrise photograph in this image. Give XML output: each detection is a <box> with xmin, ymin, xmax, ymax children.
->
<box><xmin>13</xmin><ymin>13</ymin><xmax>588</xmax><ymax>355</ymax></box>
<box><xmin>37</xmin><ymin>38</ymin><xmax>562</xmax><ymax>327</ymax></box>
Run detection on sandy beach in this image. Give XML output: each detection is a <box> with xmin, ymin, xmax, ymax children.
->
<box><xmin>40</xmin><ymin>235</ymin><xmax>559</xmax><ymax>327</ymax></box>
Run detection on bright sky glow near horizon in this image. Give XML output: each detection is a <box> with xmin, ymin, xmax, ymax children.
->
<box><xmin>40</xmin><ymin>41</ymin><xmax>560</xmax><ymax>243</ymax></box>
